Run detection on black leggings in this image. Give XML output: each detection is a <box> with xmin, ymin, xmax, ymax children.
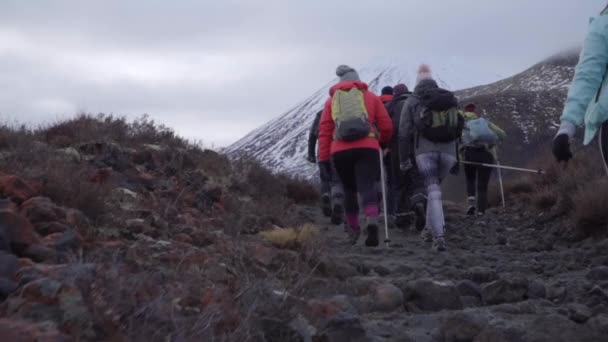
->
<box><xmin>463</xmin><ymin>147</ymin><xmax>494</xmax><ymax>213</ymax></box>
<box><xmin>332</xmin><ymin>148</ymin><xmax>380</xmax><ymax>215</ymax></box>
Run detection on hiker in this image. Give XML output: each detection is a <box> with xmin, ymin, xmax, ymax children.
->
<box><xmin>385</xmin><ymin>84</ymin><xmax>427</xmax><ymax>230</ymax></box>
<box><xmin>307</xmin><ymin>110</ymin><xmax>344</xmax><ymax>224</ymax></box>
<box><xmin>379</xmin><ymin>86</ymin><xmax>394</xmax><ymax>104</ymax></box>
<box><xmin>553</xmin><ymin>4</ymin><xmax>608</xmax><ymax>174</ymax></box>
<box><xmin>461</xmin><ymin>103</ymin><xmax>506</xmax><ymax>216</ymax></box>
<box><xmin>399</xmin><ymin>65</ymin><xmax>464</xmax><ymax>252</ymax></box>
<box><xmin>318</xmin><ymin>65</ymin><xmax>393</xmax><ymax>246</ymax></box>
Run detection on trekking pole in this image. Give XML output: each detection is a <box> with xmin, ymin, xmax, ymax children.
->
<box><xmin>460</xmin><ymin>161</ymin><xmax>545</xmax><ymax>175</ymax></box>
<box><xmin>378</xmin><ymin>149</ymin><xmax>390</xmax><ymax>248</ymax></box>
<box><xmin>496</xmin><ymin>158</ymin><xmax>506</xmax><ymax>208</ymax></box>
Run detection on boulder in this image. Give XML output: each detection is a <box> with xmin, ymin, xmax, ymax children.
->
<box><xmin>400</xmin><ymin>279</ymin><xmax>463</xmax><ymax>312</ymax></box>
<box><xmin>0</xmin><ymin>209</ymin><xmax>41</xmax><ymax>255</ymax></box>
<box><xmin>0</xmin><ymin>175</ymin><xmax>37</xmax><ymax>204</ymax></box>
<box><xmin>481</xmin><ymin>278</ymin><xmax>529</xmax><ymax>305</ymax></box>
<box><xmin>20</xmin><ymin>197</ymin><xmax>66</xmax><ymax>225</ymax></box>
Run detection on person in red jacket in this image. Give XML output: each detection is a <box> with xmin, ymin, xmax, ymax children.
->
<box><xmin>318</xmin><ymin>65</ymin><xmax>393</xmax><ymax>246</ymax></box>
<box><xmin>379</xmin><ymin>86</ymin><xmax>394</xmax><ymax>105</ymax></box>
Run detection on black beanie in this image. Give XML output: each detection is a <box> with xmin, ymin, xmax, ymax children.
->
<box><xmin>381</xmin><ymin>86</ymin><xmax>394</xmax><ymax>96</ymax></box>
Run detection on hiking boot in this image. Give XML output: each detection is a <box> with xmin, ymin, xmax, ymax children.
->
<box><xmin>466</xmin><ymin>205</ymin><xmax>476</xmax><ymax>216</ymax></box>
<box><xmin>432</xmin><ymin>237</ymin><xmax>447</xmax><ymax>252</ymax></box>
<box><xmin>420</xmin><ymin>227</ymin><xmax>433</xmax><ymax>242</ymax></box>
<box><xmin>321</xmin><ymin>194</ymin><xmax>331</xmax><ymax>217</ymax></box>
<box><xmin>331</xmin><ymin>203</ymin><xmax>344</xmax><ymax>225</ymax></box>
<box><xmin>348</xmin><ymin>229</ymin><xmax>361</xmax><ymax>245</ymax></box>
<box><xmin>395</xmin><ymin>212</ymin><xmax>413</xmax><ymax>229</ymax></box>
<box><xmin>413</xmin><ymin>203</ymin><xmax>426</xmax><ymax>231</ymax></box>
<box><xmin>365</xmin><ymin>217</ymin><xmax>379</xmax><ymax>247</ymax></box>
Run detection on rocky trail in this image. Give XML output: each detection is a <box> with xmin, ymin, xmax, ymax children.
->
<box><xmin>290</xmin><ymin>201</ymin><xmax>608</xmax><ymax>341</ymax></box>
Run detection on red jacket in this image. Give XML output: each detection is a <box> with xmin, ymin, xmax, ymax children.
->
<box><xmin>318</xmin><ymin>81</ymin><xmax>393</xmax><ymax>161</ymax></box>
<box><xmin>379</xmin><ymin>94</ymin><xmax>394</xmax><ymax>104</ymax></box>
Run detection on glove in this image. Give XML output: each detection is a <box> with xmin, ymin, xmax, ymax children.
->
<box><xmin>552</xmin><ymin>134</ymin><xmax>572</xmax><ymax>162</ymax></box>
<box><xmin>450</xmin><ymin>163</ymin><xmax>460</xmax><ymax>175</ymax></box>
<box><xmin>400</xmin><ymin>159</ymin><xmax>413</xmax><ymax>172</ymax></box>
<box><xmin>306</xmin><ymin>154</ymin><xmax>316</xmax><ymax>164</ymax></box>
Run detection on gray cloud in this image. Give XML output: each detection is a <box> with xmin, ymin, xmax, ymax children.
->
<box><xmin>0</xmin><ymin>0</ymin><xmax>604</xmax><ymax>146</ymax></box>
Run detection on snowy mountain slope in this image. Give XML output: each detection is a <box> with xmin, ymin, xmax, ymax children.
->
<box><xmin>226</xmin><ymin>56</ymin><xmax>505</xmax><ymax>179</ymax></box>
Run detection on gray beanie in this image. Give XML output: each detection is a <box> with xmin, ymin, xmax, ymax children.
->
<box><xmin>336</xmin><ymin>65</ymin><xmax>360</xmax><ymax>82</ymax></box>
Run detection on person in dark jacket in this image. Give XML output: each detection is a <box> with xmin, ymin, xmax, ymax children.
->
<box><xmin>307</xmin><ymin>110</ymin><xmax>344</xmax><ymax>224</ymax></box>
<box><xmin>319</xmin><ymin>65</ymin><xmax>393</xmax><ymax>247</ymax></box>
<box><xmin>399</xmin><ymin>65</ymin><xmax>459</xmax><ymax>252</ymax></box>
<box><xmin>385</xmin><ymin>84</ymin><xmax>426</xmax><ymax>230</ymax></box>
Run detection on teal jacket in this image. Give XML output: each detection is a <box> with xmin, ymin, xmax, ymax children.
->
<box><xmin>561</xmin><ymin>12</ymin><xmax>608</xmax><ymax>145</ymax></box>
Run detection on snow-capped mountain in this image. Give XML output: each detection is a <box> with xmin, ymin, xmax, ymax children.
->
<box><xmin>226</xmin><ymin>56</ymin><xmax>506</xmax><ymax>179</ymax></box>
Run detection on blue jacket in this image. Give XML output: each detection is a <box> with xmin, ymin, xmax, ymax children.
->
<box><xmin>561</xmin><ymin>13</ymin><xmax>608</xmax><ymax>145</ymax></box>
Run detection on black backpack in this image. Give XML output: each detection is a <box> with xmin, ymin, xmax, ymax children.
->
<box><xmin>414</xmin><ymin>88</ymin><xmax>464</xmax><ymax>143</ymax></box>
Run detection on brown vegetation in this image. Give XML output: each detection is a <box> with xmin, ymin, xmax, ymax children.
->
<box><xmin>496</xmin><ymin>149</ymin><xmax>608</xmax><ymax>237</ymax></box>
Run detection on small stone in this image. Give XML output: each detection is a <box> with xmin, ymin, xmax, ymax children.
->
<box><xmin>400</xmin><ymin>279</ymin><xmax>463</xmax><ymax>312</ymax></box>
<box><xmin>315</xmin><ymin>313</ymin><xmax>368</xmax><ymax>342</ymax></box>
<box><xmin>456</xmin><ymin>280</ymin><xmax>481</xmax><ymax>298</ymax></box>
<box><xmin>527</xmin><ymin>279</ymin><xmax>547</xmax><ymax>299</ymax></box>
<box><xmin>497</xmin><ymin>235</ymin><xmax>507</xmax><ymax>245</ymax></box>
<box><xmin>126</xmin><ymin>218</ymin><xmax>146</xmax><ymax>234</ymax></box>
<box><xmin>440</xmin><ymin>312</ymin><xmax>485</xmax><ymax>342</ymax></box>
<box><xmin>481</xmin><ymin>278</ymin><xmax>528</xmax><ymax>305</ymax></box>
<box><xmin>568</xmin><ymin>303</ymin><xmax>592</xmax><ymax>323</ymax></box>
<box><xmin>587</xmin><ymin>266</ymin><xmax>608</xmax><ymax>282</ymax></box>
<box><xmin>464</xmin><ymin>267</ymin><xmax>498</xmax><ymax>284</ymax></box>
<box><xmin>372</xmin><ymin>283</ymin><xmax>403</xmax><ymax>312</ymax></box>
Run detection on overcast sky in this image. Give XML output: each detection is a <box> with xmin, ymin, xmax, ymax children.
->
<box><xmin>0</xmin><ymin>1</ymin><xmax>604</xmax><ymax>147</ymax></box>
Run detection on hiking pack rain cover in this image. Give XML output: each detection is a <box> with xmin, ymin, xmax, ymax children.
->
<box><xmin>462</xmin><ymin>118</ymin><xmax>499</xmax><ymax>147</ymax></box>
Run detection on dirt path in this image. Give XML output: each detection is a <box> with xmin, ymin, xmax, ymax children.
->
<box><xmin>298</xmin><ymin>202</ymin><xmax>608</xmax><ymax>341</ymax></box>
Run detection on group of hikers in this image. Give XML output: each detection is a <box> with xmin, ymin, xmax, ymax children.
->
<box><xmin>305</xmin><ymin>3</ymin><xmax>608</xmax><ymax>252</ymax></box>
<box><xmin>308</xmin><ymin>64</ymin><xmax>505</xmax><ymax>252</ymax></box>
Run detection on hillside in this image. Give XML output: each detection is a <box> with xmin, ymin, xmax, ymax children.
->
<box><xmin>0</xmin><ymin>114</ymin><xmax>606</xmax><ymax>341</ymax></box>
<box><xmin>225</xmin><ymin>56</ymin><xmax>505</xmax><ymax>179</ymax></box>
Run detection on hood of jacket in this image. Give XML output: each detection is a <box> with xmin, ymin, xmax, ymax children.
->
<box><xmin>413</xmin><ymin>79</ymin><xmax>439</xmax><ymax>95</ymax></box>
<box><xmin>329</xmin><ymin>81</ymin><xmax>369</xmax><ymax>96</ymax></box>
<box><xmin>379</xmin><ymin>94</ymin><xmax>394</xmax><ymax>103</ymax></box>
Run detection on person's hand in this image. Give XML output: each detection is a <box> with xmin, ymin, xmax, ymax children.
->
<box><xmin>400</xmin><ymin>159</ymin><xmax>413</xmax><ymax>172</ymax></box>
<box><xmin>450</xmin><ymin>163</ymin><xmax>460</xmax><ymax>175</ymax></box>
<box><xmin>552</xmin><ymin>134</ymin><xmax>572</xmax><ymax>162</ymax></box>
<box><xmin>306</xmin><ymin>154</ymin><xmax>316</xmax><ymax>164</ymax></box>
